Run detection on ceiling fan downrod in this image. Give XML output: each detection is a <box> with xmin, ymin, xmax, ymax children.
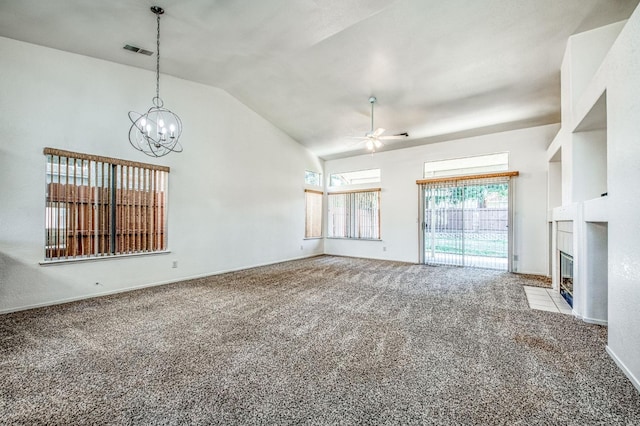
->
<box><xmin>369</xmin><ymin>96</ymin><xmax>377</xmax><ymax>134</ymax></box>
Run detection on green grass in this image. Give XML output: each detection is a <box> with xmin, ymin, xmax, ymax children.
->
<box><xmin>425</xmin><ymin>232</ymin><xmax>508</xmax><ymax>258</ymax></box>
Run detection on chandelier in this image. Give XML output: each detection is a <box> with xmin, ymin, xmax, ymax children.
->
<box><xmin>128</xmin><ymin>6</ymin><xmax>183</xmax><ymax>157</ymax></box>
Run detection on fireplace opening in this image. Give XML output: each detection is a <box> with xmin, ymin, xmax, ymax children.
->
<box><xmin>560</xmin><ymin>251</ymin><xmax>573</xmax><ymax>307</ymax></box>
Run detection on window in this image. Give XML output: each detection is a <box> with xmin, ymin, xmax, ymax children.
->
<box><xmin>304</xmin><ymin>170</ymin><xmax>322</xmax><ymax>186</ymax></box>
<box><xmin>304</xmin><ymin>190</ymin><xmax>323</xmax><ymax>238</ymax></box>
<box><xmin>424</xmin><ymin>153</ymin><xmax>508</xmax><ymax>178</ymax></box>
<box><xmin>327</xmin><ymin>189</ymin><xmax>380</xmax><ymax>239</ymax></box>
<box><xmin>329</xmin><ymin>169</ymin><xmax>380</xmax><ymax>187</ymax></box>
<box><xmin>44</xmin><ymin>148</ymin><xmax>169</xmax><ymax>261</ymax></box>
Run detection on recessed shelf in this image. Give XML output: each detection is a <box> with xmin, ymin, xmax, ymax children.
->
<box><xmin>583</xmin><ymin>196</ymin><xmax>608</xmax><ymax>223</ymax></box>
<box><xmin>574</xmin><ymin>91</ymin><xmax>607</xmax><ymax>132</ymax></box>
<box><xmin>552</xmin><ymin>204</ymin><xmax>577</xmax><ymax>221</ymax></box>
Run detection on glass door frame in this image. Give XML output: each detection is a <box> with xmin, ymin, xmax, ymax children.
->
<box><xmin>417</xmin><ymin>174</ymin><xmax>516</xmax><ymax>271</ymax></box>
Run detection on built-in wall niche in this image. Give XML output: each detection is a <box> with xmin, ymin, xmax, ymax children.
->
<box><xmin>584</xmin><ymin>221</ymin><xmax>608</xmax><ymax>324</ymax></box>
<box><xmin>548</xmin><ymin>147</ymin><xmax>562</xmax><ymax>209</ymax></box>
<box><xmin>572</xmin><ymin>91</ymin><xmax>607</xmax><ymax>202</ymax></box>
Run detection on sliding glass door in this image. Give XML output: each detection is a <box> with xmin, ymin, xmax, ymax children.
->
<box><xmin>420</xmin><ymin>176</ymin><xmax>512</xmax><ymax>270</ymax></box>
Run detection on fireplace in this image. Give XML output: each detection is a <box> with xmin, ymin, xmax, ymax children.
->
<box><xmin>560</xmin><ymin>251</ymin><xmax>573</xmax><ymax>307</ymax></box>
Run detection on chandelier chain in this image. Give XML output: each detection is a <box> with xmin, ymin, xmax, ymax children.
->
<box><xmin>156</xmin><ymin>12</ymin><xmax>161</xmax><ymax>100</ymax></box>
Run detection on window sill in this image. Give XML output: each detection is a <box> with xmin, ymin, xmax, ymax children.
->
<box><xmin>39</xmin><ymin>250</ymin><xmax>171</xmax><ymax>266</ymax></box>
<box><xmin>304</xmin><ymin>237</ymin><xmax>323</xmax><ymax>240</ymax></box>
<box><xmin>326</xmin><ymin>237</ymin><xmax>382</xmax><ymax>241</ymax></box>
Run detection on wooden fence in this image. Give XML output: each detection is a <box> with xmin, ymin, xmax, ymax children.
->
<box><xmin>425</xmin><ymin>208</ymin><xmax>508</xmax><ymax>232</ymax></box>
<box><xmin>46</xmin><ymin>182</ymin><xmax>165</xmax><ymax>259</ymax></box>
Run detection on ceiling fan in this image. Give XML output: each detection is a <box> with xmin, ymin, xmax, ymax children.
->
<box><xmin>353</xmin><ymin>96</ymin><xmax>409</xmax><ymax>152</ymax></box>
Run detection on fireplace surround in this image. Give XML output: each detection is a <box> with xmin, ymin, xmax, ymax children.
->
<box><xmin>560</xmin><ymin>251</ymin><xmax>574</xmax><ymax>307</ymax></box>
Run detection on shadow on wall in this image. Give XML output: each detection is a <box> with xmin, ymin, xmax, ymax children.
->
<box><xmin>0</xmin><ymin>250</ymin><xmax>70</xmax><ymax>314</ymax></box>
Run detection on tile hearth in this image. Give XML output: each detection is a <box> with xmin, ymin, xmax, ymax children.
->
<box><xmin>524</xmin><ymin>286</ymin><xmax>572</xmax><ymax>315</ymax></box>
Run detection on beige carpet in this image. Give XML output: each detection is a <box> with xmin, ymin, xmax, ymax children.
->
<box><xmin>1</xmin><ymin>255</ymin><xmax>638</xmax><ymax>425</ymax></box>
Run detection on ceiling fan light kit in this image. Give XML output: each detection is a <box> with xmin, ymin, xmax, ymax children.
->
<box><xmin>355</xmin><ymin>96</ymin><xmax>408</xmax><ymax>153</ymax></box>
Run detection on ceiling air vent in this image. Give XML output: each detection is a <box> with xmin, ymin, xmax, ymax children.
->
<box><xmin>123</xmin><ymin>44</ymin><xmax>154</xmax><ymax>56</ymax></box>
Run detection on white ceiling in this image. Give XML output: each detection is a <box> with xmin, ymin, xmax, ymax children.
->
<box><xmin>0</xmin><ymin>0</ymin><xmax>638</xmax><ymax>159</ymax></box>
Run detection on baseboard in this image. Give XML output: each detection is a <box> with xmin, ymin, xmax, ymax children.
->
<box><xmin>0</xmin><ymin>253</ymin><xmax>323</xmax><ymax>315</ymax></box>
<box><xmin>606</xmin><ymin>345</ymin><xmax>640</xmax><ymax>393</ymax></box>
<box><xmin>582</xmin><ymin>317</ymin><xmax>608</xmax><ymax>326</ymax></box>
<box><xmin>325</xmin><ymin>253</ymin><xmax>418</xmax><ymax>265</ymax></box>
<box><xmin>514</xmin><ymin>270</ymin><xmax>549</xmax><ymax>277</ymax></box>
<box><xmin>572</xmin><ymin>311</ymin><xmax>608</xmax><ymax>326</ymax></box>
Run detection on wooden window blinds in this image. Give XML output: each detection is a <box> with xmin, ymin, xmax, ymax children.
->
<box><xmin>327</xmin><ymin>188</ymin><xmax>381</xmax><ymax>239</ymax></box>
<box><xmin>44</xmin><ymin>148</ymin><xmax>169</xmax><ymax>261</ymax></box>
<box><xmin>305</xmin><ymin>189</ymin><xmax>323</xmax><ymax>238</ymax></box>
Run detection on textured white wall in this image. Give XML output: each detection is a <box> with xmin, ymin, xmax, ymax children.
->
<box><xmin>0</xmin><ymin>37</ymin><xmax>323</xmax><ymax>313</ymax></box>
<box><xmin>557</xmin><ymin>22</ymin><xmax>624</xmax><ymax>208</ymax></box>
<box><xmin>549</xmin><ymin>10</ymin><xmax>640</xmax><ymax>390</ymax></box>
<box><xmin>568</xmin><ymin>21</ymin><xmax>626</xmax><ymax>113</ymax></box>
<box><xmin>604</xmin><ymin>6</ymin><xmax>640</xmax><ymax>391</ymax></box>
<box><xmin>324</xmin><ymin>124</ymin><xmax>558</xmax><ymax>275</ymax></box>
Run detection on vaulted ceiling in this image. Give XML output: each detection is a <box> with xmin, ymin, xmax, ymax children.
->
<box><xmin>1</xmin><ymin>0</ymin><xmax>637</xmax><ymax>159</ymax></box>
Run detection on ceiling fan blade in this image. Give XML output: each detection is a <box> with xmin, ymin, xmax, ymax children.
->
<box><xmin>372</xmin><ymin>128</ymin><xmax>386</xmax><ymax>137</ymax></box>
<box><xmin>379</xmin><ymin>135</ymin><xmax>408</xmax><ymax>140</ymax></box>
<box><xmin>379</xmin><ymin>132</ymin><xmax>409</xmax><ymax>140</ymax></box>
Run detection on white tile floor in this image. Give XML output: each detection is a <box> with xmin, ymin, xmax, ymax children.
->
<box><xmin>523</xmin><ymin>286</ymin><xmax>573</xmax><ymax>315</ymax></box>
